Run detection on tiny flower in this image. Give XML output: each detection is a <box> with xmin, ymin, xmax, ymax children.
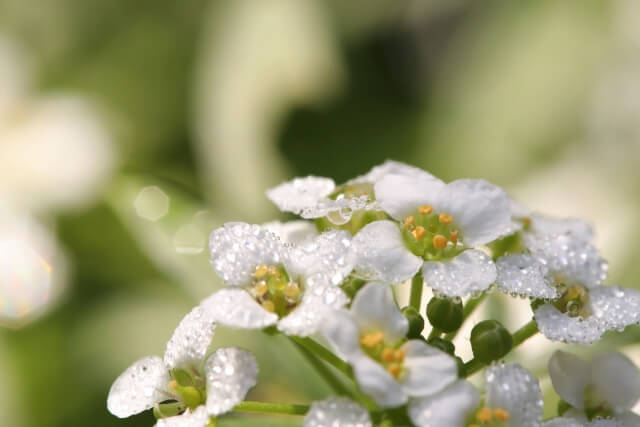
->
<box><xmin>203</xmin><ymin>222</ymin><xmax>354</xmax><ymax>336</ymax></box>
<box><xmin>548</xmin><ymin>351</ymin><xmax>640</xmax><ymax>426</ymax></box>
<box><xmin>107</xmin><ymin>306</ymin><xmax>258</xmax><ymax>426</ymax></box>
<box><xmin>322</xmin><ymin>282</ymin><xmax>458</xmax><ymax>408</ymax></box>
<box><xmin>408</xmin><ymin>363</ymin><xmax>543</xmax><ymax>427</ymax></box>
<box><xmin>304</xmin><ymin>397</ymin><xmax>372</xmax><ymax>427</ymax></box>
<box><xmin>353</xmin><ymin>173</ymin><xmax>511</xmax><ymax>297</ymax></box>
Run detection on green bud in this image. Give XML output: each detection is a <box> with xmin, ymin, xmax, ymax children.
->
<box><xmin>426</xmin><ymin>337</ymin><xmax>455</xmax><ymax>355</ymax></box>
<box><xmin>341</xmin><ymin>276</ymin><xmax>367</xmax><ymax>299</ymax></box>
<box><xmin>426</xmin><ymin>297</ymin><xmax>463</xmax><ymax>333</ymax></box>
<box><xmin>470</xmin><ymin>320</ymin><xmax>513</xmax><ymax>363</ymax></box>
<box><xmin>401</xmin><ymin>306</ymin><xmax>425</xmax><ymax>338</ymax></box>
<box><xmin>455</xmin><ymin>356</ymin><xmax>465</xmax><ymax>378</ymax></box>
<box><xmin>177</xmin><ymin>385</ymin><xmax>202</xmax><ymax>409</ymax></box>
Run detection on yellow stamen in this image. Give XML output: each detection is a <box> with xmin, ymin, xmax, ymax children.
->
<box><xmin>476</xmin><ymin>407</ymin><xmax>493</xmax><ymax>423</ymax></box>
<box><xmin>449</xmin><ymin>230</ymin><xmax>458</xmax><ymax>243</ymax></box>
<box><xmin>381</xmin><ymin>347</ymin><xmax>395</xmax><ymax>363</ymax></box>
<box><xmin>360</xmin><ymin>331</ymin><xmax>384</xmax><ymax>348</ymax></box>
<box><xmin>433</xmin><ymin>234</ymin><xmax>447</xmax><ymax>249</ymax></box>
<box><xmin>254</xmin><ymin>265</ymin><xmax>268</xmax><ymax>278</ymax></box>
<box><xmin>387</xmin><ymin>363</ymin><xmax>402</xmax><ymax>378</ymax></box>
<box><xmin>404</xmin><ymin>216</ymin><xmax>415</xmax><ymax>229</ymax></box>
<box><xmin>268</xmin><ymin>266</ymin><xmax>279</xmax><ymax>276</ymax></box>
<box><xmin>439</xmin><ymin>213</ymin><xmax>453</xmax><ymax>225</ymax></box>
<box><xmin>262</xmin><ymin>300</ymin><xmax>276</xmax><ymax>313</ymax></box>
<box><xmin>411</xmin><ymin>226</ymin><xmax>426</xmax><ymax>240</ymax></box>
<box><xmin>494</xmin><ymin>408</ymin><xmax>510</xmax><ymax>421</ymax></box>
<box><xmin>284</xmin><ymin>282</ymin><xmax>300</xmax><ymax>299</ymax></box>
<box><xmin>168</xmin><ymin>380</ymin><xmax>178</xmax><ymax>391</ymax></box>
<box><xmin>419</xmin><ymin>205</ymin><xmax>433</xmax><ymax>215</ymax></box>
<box><xmin>393</xmin><ymin>349</ymin><xmax>405</xmax><ymax>362</ymax></box>
<box><xmin>254</xmin><ymin>281</ymin><xmax>268</xmax><ymax>297</ymax></box>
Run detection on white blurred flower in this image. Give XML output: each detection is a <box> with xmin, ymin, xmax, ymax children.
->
<box><xmin>303</xmin><ymin>397</ymin><xmax>371</xmax><ymax>427</ymax></box>
<box><xmin>322</xmin><ymin>282</ymin><xmax>458</xmax><ymax>408</ymax></box>
<box><xmin>203</xmin><ymin>222</ymin><xmax>354</xmax><ymax>336</ymax></box>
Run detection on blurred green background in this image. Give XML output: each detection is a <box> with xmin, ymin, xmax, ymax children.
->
<box><xmin>1</xmin><ymin>0</ymin><xmax>640</xmax><ymax>426</ymax></box>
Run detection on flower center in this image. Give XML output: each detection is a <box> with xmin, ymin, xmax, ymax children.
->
<box><xmin>401</xmin><ymin>206</ymin><xmax>463</xmax><ymax>260</ymax></box>
<box><xmin>551</xmin><ymin>277</ymin><xmax>591</xmax><ymax>318</ymax></box>
<box><xmin>467</xmin><ymin>407</ymin><xmax>511</xmax><ymax>427</ymax></box>
<box><xmin>317</xmin><ymin>183</ymin><xmax>386</xmax><ymax>234</ymax></box>
<box><xmin>359</xmin><ymin>331</ymin><xmax>406</xmax><ymax>379</ymax></box>
<box><xmin>250</xmin><ymin>264</ymin><xmax>304</xmax><ymax>318</ymax></box>
<box><xmin>329</xmin><ymin>183</ymin><xmax>375</xmax><ymax>201</ymax></box>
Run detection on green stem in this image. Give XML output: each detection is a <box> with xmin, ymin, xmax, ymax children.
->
<box><xmin>463</xmin><ymin>319</ymin><xmax>539</xmax><ymax>378</ymax></box>
<box><xmin>444</xmin><ymin>293</ymin><xmax>487</xmax><ymax>341</ymax></box>
<box><xmin>289</xmin><ymin>336</ymin><xmax>352</xmax><ymax>378</ymax></box>
<box><xmin>233</xmin><ymin>401</ymin><xmax>309</xmax><ymax>415</ymax></box>
<box><xmin>409</xmin><ymin>273</ymin><xmax>423</xmax><ymax>311</ymax></box>
<box><xmin>289</xmin><ymin>338</ymin><xmax>352</xmax><ymax>397</ymax></box>
<box><xmin>427</xmin><ymin>328</ymin><xmax>442</xmax><ymax>340</ymax></box>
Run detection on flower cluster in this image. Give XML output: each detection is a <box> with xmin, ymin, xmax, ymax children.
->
<box><xmin>108</xmin><ymin>161</ymin><xmax>640</xmax><ymax>426</ymax></box>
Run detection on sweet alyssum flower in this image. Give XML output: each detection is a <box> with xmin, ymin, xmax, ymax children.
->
<box><xmin>547</xmin><ymin>351</ymin><xmax>640</xmax><ymax>426</ymax></box>
<box><xmin>352</xmin><ymin>173</ymin><xmax>511</xmax><ymax>297</ymax></box>
<box><xmin>409</xmin><ymin>363</ymin><xmax>543</xmax><ymax>427</ymax></box>
<box><xmin>323</xmin><ymin>282</ymin><xmax>458</xmax><ymax>408</ymax></box>
<box><xmin>495</xmin><ymin>233</ymin><xmax>640</xmax><ymax>343</ymax></box>
<box><xmin>303</xmin><ymin>397</ymin><xmax>372</xmax><ymax>427</ymax></box>
<box><xmin>203</xmin><ymin>222</ymin><xmax>354</xmax><ymax>336</ymax></box>
<box><xmin>107</xmin><ymin>306</ymin><xmax>258</xmax><ymax>426</ymax></box>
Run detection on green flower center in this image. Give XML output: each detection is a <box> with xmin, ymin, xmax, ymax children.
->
<box><xmin>401</xmin><ymin>206</ymin><xmax>464</xmax><ymax>260</ymax></box>
<box><xmin>551</xmin><ymin>277</ymin><xmax>591</xmax><ymax>318</ymax></box>
<box><xmin>316</xmin><ymin>183</ymin><xmax>387</xmax><ymax>235</ymax></box>
<box><xmin>359</xmin><ymin>331</ymin><xmax>407</xmax><ymax>380</ymax></box>
<box><xmin>466</xmin><ymin>406</ymin><xmax>511</xmax><ymax>427</ymax></box>
<box><xmin>249</xmin><ymin>264</ymin><xmax>304</xmax><ymax>318</ymax></box>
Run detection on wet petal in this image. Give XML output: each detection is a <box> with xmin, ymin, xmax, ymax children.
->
<box><xmin>289</xmin><ymin>230</ymin><xmax>355</xmax><ymax>285</ymax></box>
<box><xmin>374</xmin><ymin>174</ymin><xmax>445</xmax><ymax>221</ymax></box>
<box><xmin>352</xmin><ymin>220</ymin><xmax>422</xmax><ymax>284</ymax></box>
<box><xmin>351</xmin><ymin>282</ymin><xmax>408</xmax><ymax>344</ymax></box>
<box><xmin>591</xmin><ymin>352</ymin><xmax>640</xmax><ymax>410</ymax></box>
<box><xmin>322</xmin><ymin>309</ymin><xmax>362</xmax><ymax>360</ymax></box>
<box><xmin>529</xmin><ymin>213</ymin><xmax>594</xmax><ymax>241</ymax></box>
<box><xmin>155</xmin><ymin>406</ymin><xmax>210</xmax><ymax>427</ymax></box>
<box><xmin>278</xmin><ymin>284</ymin><xmax>348</xmax><ymax>337</ymax></box>
<box><xmin>107</xmin><ymin>356</ymin><xmax>170</xmax><ymax>418</ymax></box>
<box><xmin>200</xmin><ymin>289</ymin><xmax>278</xmax><ymax>330</ymax></box>
<box><xmin>209</xmin><ymin>222</ymin><xmax>288</xmax><ymax>286</ymax></box>
<box><xmin>266</xmin><ymin>176</ymin><xmax>335</xmax><ymax>216</ymax></box>
<box><xmin>590</xmin><ymin>286</ymin><xmax>640</xmax><ymax>334</ymax></box>
<box><xmin>542</xmin><ymin>418</ymin><xmax>584</xmax><ymax>427</ymax></box>
<box><xmin>485</xmin><ymin>363</ymin><xmax>544</xmax><ymax>427</ymax></box>
<box><xmin>352</xmin><ymin>354</ymin><xmax>407</xmax><ymax>408</ymax></box>
<box><xmin>548</xmin><ymin>351</ymin><xmax>591</xmax><ymax>409</ymax></box>
<box><xmin>422</xmin><ymin>250</ymin><xmax>496</xmax><ymax>298</ymax></box>
<box><xmin>304</xmin><ymin>397</ymin><xmax>372</xmax><ymax>427</ymax></box>
<box><xmin>534</xmin><ymin>303</ymin><xmax>604</xmax><ymax>344</ymax></box>
<box><xmin>164</xmin><ymin>306</ymin><xmax>216</xmax><ymax>369</ymax></box>
<box><xmin>262</xmin><ymin>220</ymin><xmax>318</xmax><ymax>245</ymax></box>
<box><xmin>401</xmin><ymin>340</ymin><xmax>458</xmax><ymax>397</ymax></box>
<box><xmin>348</xmin><ymin>160</ymin><xmax>438</xmax><ymax>186</ymax></box>
<box><xmin>205</xmin><ymin>347</ymin><xmax>258</xmax><ymax>416</ymax></box>
<box><xmin>408</xmin><ymin>380</ymin><xmax>480</xmax><ymax>427</ymax></box>
<box><xmin>495</xmin><ymin>254</ymin><xmax>558</xmax><ymax>299</ymax></box>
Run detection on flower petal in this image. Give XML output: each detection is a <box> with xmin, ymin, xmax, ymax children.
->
<box><xmin>262</xmin><ymin>220</ymin><xmax>318</xmax><ymax>245</ymax></box>
<box><xmin>348</xmin><ymin>160</ymin><xmax>438</xmax><ymax>186</ymax></box>
<box><xmin>542</xmin><ymin>418</ymin><xmax>584</xmax><ymax>427</ymax></box>
<box><xmin>484</xmin><ymin>363</ymin><xmax>544</xmax><ymax>427</ymax></box>
<box><xmin>351</xmin><ymin>282</ymin><xmax>408</xmax><ymax>344</ymax></box>
<box><xmin>495</xmin><ymin>254</ymin><xmax>558</xmax><ymax>299</ymax></box>
<box><xmin>408</xmin><ymin>380</ymin><xmax>480</xmax><ymax>427</ymax></box>
<box><xmin>205</xmin><ymin>347</ymin><xmax>258</xmax><ymax>416</ymax></box>
<box><xmin>352</xmin><ymin>354</ymin><xmax>407</xmax><ymax>408</ymax></box>
<box><xmin>534</xmin><ymin>303</ymin><xmax>604</xmax><ymax>344</ymax></box>
<box><xmin>400</xmin><ymin>340</ymin><xmax>458</xmax><ymax>397</ymax></box>
<box><xmin>422</xmin><ymin>250</ymin><xmax>496</xmax><ymax>298</ymax></box>
<box><xmin>107</xmin><ymin>356</ymin><xmax>170</xmax><ymax>418</ymax></box>
<box><xmin>164</xmin><ymin>306</ymin><xmax>216</xmax><ymax>370</ymax></box>
<box><xmin>374</xmin><ymin>174</ymin><xmax>445</xmax><ymax>221</ymax></box>
<box><xmin>352</xmin><ymin>220</ymin><xmax>422</xmax><ymax>284</ymax></box>
<box><xmin>155</xmin><ymin>406</ymin><xmax>210</xmax><ymax>427</ymax></box>
<box><xmin>200</xmin><ymin>289</ymin><xmax>278</xmax><ymax>330</ymax></box>
<box><xmin>304</xmin><ymin>397</ymin><xmax>372</xmax><ymax>427</ymax></box>
<box><xmin>548</xmin><ymin>351</ymin><xmax>591</xmax><ymax>409</ymax></box>
<box><xmin>266</xmin><ymin>176</ymin><xmax>335</xmax><ymax>216</ymax></box>
<box><xmin>322</xmin><ymin>309</ymin><xmax>362</xmax><ymax>360</ymax></box>
<box><xmin>288</xmin><ymin>230</ymin><xmax>355</xmax><ymax>285</ymax></box>
<box><xmin>590</xmin><ymin>286</ymin><xmax>640</xmax><ymax>333</ymax></box>
<box><xmin>209</xmin><ymin>222</ymin><xmax>288</xmax><ymax>286</ymax></box>
<box><xmin>529</xmin><ymin>213</ymin><xmax>594</xmax><ymax>241</ymax></box>
<box><xmin>591</xmin><ymin>352</ymin><xmax>640</xmax><ymax>410</ymax></box>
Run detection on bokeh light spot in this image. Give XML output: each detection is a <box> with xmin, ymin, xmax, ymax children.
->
<box><xmin>134</xmin><ymin>186</ymin><xmax>169</xmax><ymax>221</ymax></box>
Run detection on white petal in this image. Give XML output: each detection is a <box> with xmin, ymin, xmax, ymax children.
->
<box><xmin>548</xmin><ymin>351</ymin><xmax>591</xmax><ymax>409</ymax></box>
<box><xmin>351</xmin><ymin>282</ymin><xmax>408</xmax><ymax>344</ymax></box>
<box><xmin>534</xmin><ymin>304</ymin><xmax>604</xmax><ymax>344</ymax></box>
<box><xmin>352</xmin><ymin>354</ymin><xmax>407</xmax><ymax>408</ymax></box>
<box><xmin>261</xmin><ymin>220</ymin><xmax>318</xmax><ymax>245</ymax></box>
<box><xmin>542</xmin><ymin>418</ymin><xmax>584</xmax><ymax>427</ymax></box>
<box><xmin>164</xmin><ymin>306</ymin><xmax>216</xmax><ymax>370</ymax></box>
<box><xmin>374</xmin><ymin>174</ymin><xmax>446</xmax><ymax>221</ymax></box>
<box><xmin>155</xmin><ymin>406</ymin><xmax>210</xmax><ymax>427</ymax></box>
<box><xmin>436</xmin><ymin>179</ymin><xmax>512</xmax><ymax>246</ymax></box>
<box><xmin>266</xmin><ymin>176</ymin><xmax>335</xmax><ymax>216</ymax></box>
<box><xmin>525</xmin><ymin>234</ymin><xmax>608</xmax><ymax>288</ymax></box>
<box><xmin>205</xmin><ymin>347</ymin><xmax>258</xmax><ymax>416</ymax></box>
<box><xmin>348</xmin><ymin>160</ymin><xmax>438</xmax><ymax>186</ymax></box>
<box><xmin>485</xmin><ymin>363</ymin><xmax>544</xmax><ymax>427</ymax></box>
<box><xmin>107</xmin><ymin>356</ymin><xmax>170</xmax><ymax>418</ymax></box>
<box><xmin>591</xmin><ymin>352</ymin><xmax>640</xmax><ymax>410</ymax></box>
<box><xmin>278</xmin><ymin>284</ymin><xmax>348</xmax><ymax>337</ymax></box>
<box><xmin>200</xmin><ymin>289</ymin><xmax>278</xmax><ymax>330</ymax></box>
<box><xmin>588</xmin><ymin>419</ymin><xmax>627</xmax><ymax>427</ymax></box>
<box><xmin>495</xmin><ymin>254</ymin><xmax>558</xmax><ymax>299</ymax></box>
<box><xmin>304</xmin><ymin>397</ymin><xmax>372</xmax><ymax>427</ymax></box>
<box><xmin>408</xmin><ymin>380</ymin><xmax>480</xmax><ymax>427</ymax></box>
<box><xmin>613</xmin><ymin>411</ymin><xmax>640</xmax><ymax>427</ymax></box>
<box><xmin>529</xmin><ymin>213</ymin><xmax>594</xmax><ymax>241</ymax></box>
<box><xmin>422</xmin><ymin>250</ymin><xmax>496</xmax><ymax>298</ymax></box>
<box><xmin>400</xmin><ymin>341</ymin><xmax>458</xmax><ymax>397</ymax></box>
<box><xmin>209</xmin><ymin>222</ymin><xmax>288</xmax><ymax>286</ymax></box>
<box><xmin>352</xmin><ymin>220</ymin><xmax>422</xmax><ymax>284</ymax></box>
<box><xmin>322</xmin><ymin>309</ymin><xmax>362</xmax><ymax>360</ymax></box>
<box><xmin>289</xmin><ymin>230</ymin><xmax>355</xmax><ymax>285</ymax></box>
<box><xmin>590</xmin><ymin>286</ymin><xmax>640</xmax><ymax>333</ymax></box>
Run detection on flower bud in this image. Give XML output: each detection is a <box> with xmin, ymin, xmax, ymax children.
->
<box><xmin>426</xmin><ymin>297</ymin><xmax>463</xmax><ymax>333</ymax></box>
<box><xmin>402</xmin><ymin>306</ymin><xmax>425</xmax><ymax>338</ymax></box>
<box><xmin>341</xmin><ymin>277</ymin><xmax>366</xmax><ymax>299</ymax></box>
<box><xmin>178</xmin><ymin>385</ymin><xmax>202</xmax><ymax>409</ymax></box>
<box><xmin>426</xmin><ymin>337</ymin><xmax>455</xmax><ymax>355</ymax></box>
<box><xmin>470</xmin><ymin>320</ymin><xmax>512</xmax><ymax>363</ymax></box>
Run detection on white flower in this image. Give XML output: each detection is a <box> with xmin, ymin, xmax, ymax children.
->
<box><xmin>261</xmin><ymin>220</ymin><xmax>318</xmax><ymax>245</ymax></box>
<box><xmin>266</xmin><ymin>160</ymin><xmax>435</xmax><ymax>226</ymax></box>
<box><xmin>107</xmin><ymin>306</ymin><xmax>258</xmax><ymax>426</ymax></box>
<box><xmin>303</xmin><ymin>397</ymin><xmax>371</xmax><ymax>427</ymax></box>
<box><xmin>543</xmin><ymin>418</ymin><xmax>627</xmax><ymax>427</ymax></box>
<box><xmin>322</xmin><ymin>282</ymin><xmax>458</xmax><ymax>408</ymax></box>
<box><xmin>353</xmin><ymin>174</ymin><xmax>510</xmax><ymax>297</ymax></box>
<box><xmin>408</xmin><ymin>363</ymin><xmax>542</xmax><ymax>427</ymax></box>
<box><xmin>203</xmin><ymin>222</ymin><xmax>354</xmax><ymax>336</ymax></box>
<box><xmin>548</xmin><ymin>351</ymin><xmax>640</xmax><ymax>426</ymax></box>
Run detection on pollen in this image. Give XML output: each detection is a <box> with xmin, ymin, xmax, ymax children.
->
<box><xmin>360</xmin><ymin>331</ymin><xmax>384</xmax><ymax>348</ymax></box>
<box><xmin>387</xmin><ymin>363</ymin><xmax>402</xmax><ymax>378</ymax></box>
<box><xmin>494</xmin><ymin>408</ymin><xmax>510</xmax><ymax>421</ymax></box>
<box><xmin>261</xmin><ymin>300</ymin><xmax>276</xmax><ymax>313</ymax></box>
<box><xmin>419</xmin><ymin>205</ymin><xmax>432</xmax><ymax>215</ymax></box>
<box><xmin>433</xmin><ymin>234</ymin><xmax>447</xmax><ymax>249</ymax></box>
<box><xmin>438</xmin><ymin>213</ymin><xmax>453</xmax><ymax>225</ymax></box>
<box><xmin>393</xmin><ymin>349</ymin><xmax>405</xmax><ymax>362</ymax></box>
<box><xmin>449</xmin><ymin>230</ymin><xmax>458</xmax><ymax>243</ymax></box>
<box><xmin>168</xmin><ymin>380</ymin><xmax>178</xmax><ymax>391</ymax></box>
<box><xmin>404</xmin><ymin>216</ymin><xmax>415</xmax><ymax>229</ymax></box>
<box><xmin>411</xmin><ymin>226</ymin><xmax>426</xmax><ymax>240</ymax></box>
<box><xmin>381</xmin><ymin>347</ymin><xmax>395</xmax><ymax>363</ymax></box>
<box><xmin>254</xmin><ymin>265</ymin><xmax>268</xmax><ymax>278</ymax></box>
<box><xmin>254</xmin><ymin>281</ymin><xmax>268</xmax><ymax>297</ymax></box>
<box><xmin>476</xmin><ymin>407</ymin><xmax>493</xmax><ymax>423</ymax></box>
<box><xmin>284</xmin><ymin>282</ymin><xmax>300</xmax><ymax>299</ymax></box>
